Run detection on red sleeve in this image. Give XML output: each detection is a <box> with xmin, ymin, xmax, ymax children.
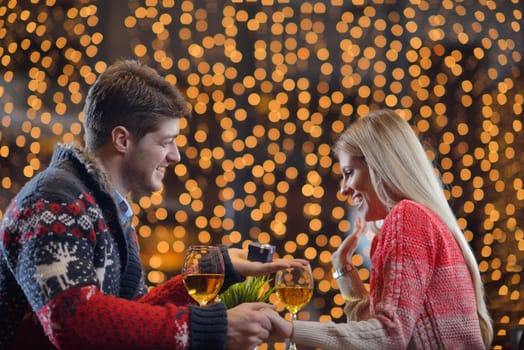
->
<box><xmin>37</xmin><ymin>285</ymin><xmax>191</xmax><ymax>350</ymax></box>
<box><xmin>137</xmin><ymin>275</ymin><xmax>196</xmax><ymax>306</ymax></box>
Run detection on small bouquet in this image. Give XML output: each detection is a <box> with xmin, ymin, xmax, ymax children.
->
<box><xmin>219</xmin><ymin>275</ymin><xmax>275</xmax><ymax>308</ymax></box>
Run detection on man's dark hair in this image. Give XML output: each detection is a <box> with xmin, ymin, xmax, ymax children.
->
<box><xmin>83</xmin><ymin>59</ymin><xmax>190</xmax><ymax>150</ymax></box>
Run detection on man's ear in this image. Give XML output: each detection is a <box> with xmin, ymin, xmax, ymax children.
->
<box><xmin>112</xmin><ymin>126</ymin><xmax>131</xmax><ymax>153</ymax></box>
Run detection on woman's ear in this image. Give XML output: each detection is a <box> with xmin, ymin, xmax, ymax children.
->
<box><xmin>112</xmin><ymin>126</ymin><xmax>131</xmax><ymax>153</ymax></box>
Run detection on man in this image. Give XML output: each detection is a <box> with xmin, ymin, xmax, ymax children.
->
<box><xmin>0</xmin><ymin>60</ymin><xmax>301</xmax><ymax>349</ymax></box>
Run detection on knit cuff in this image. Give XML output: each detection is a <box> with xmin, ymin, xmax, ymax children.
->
<box><xmin>189</xmin><ymin>303</ymin><xmax>228</xmax><ymax>350</ymax></box>
<box><xmin>292</xmin><ymin>320</ymin><xmax>329</xmax><ymax>348</ymax></box>
<box><xmin>336</xmin><ymin>269</ymin><xmax>368</xmax><ymax>301</ymax></box>
<box><xmin>219</xmin><ymin>245</ymin><xmax>245</xmax><ymax>291</ymax></box>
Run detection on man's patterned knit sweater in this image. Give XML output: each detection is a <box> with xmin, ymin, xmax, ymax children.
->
<box><xmin>0</xmin><ymin>143</ymin><xmax>242</xmax><ymax>350</ymax></box>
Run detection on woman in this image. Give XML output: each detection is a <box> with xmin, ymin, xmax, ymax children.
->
<box><xmin>266</xmin><ymin>109</ymin><xmax>492</xmax><ymax>349</ymax></box>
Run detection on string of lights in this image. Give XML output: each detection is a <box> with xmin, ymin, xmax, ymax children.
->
<box><xmin>0</xmin><ymin>0</ymin><xmax>522</xmax><ymax>348</ymax></box>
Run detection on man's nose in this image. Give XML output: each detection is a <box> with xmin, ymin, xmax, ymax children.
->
<box><xmin>167</xmin><ymin>144</ymin><xmax>181</xmax><ymax>164</ymax></box>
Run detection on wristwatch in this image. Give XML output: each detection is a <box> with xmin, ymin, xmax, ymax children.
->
<box><xmin>332</xmin><ymin>264</ymin><xmax>354</xmax><ymax>279</ymax></box>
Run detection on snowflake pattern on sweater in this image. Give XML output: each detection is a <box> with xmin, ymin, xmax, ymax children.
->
<box><xmin>1</xmin><ymin>194</ymin><xmax>120</xmax><ymax>309</ymax></box>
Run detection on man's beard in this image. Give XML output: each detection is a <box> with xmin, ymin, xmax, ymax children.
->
<box><xmin>121</xmin><ymin>155</ymin><xmax>154</xmax><ymax>196</ymax></box>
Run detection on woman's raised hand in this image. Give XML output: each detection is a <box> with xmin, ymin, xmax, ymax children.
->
<box><xmin>331</xmin><ymin>216</ymin><xmax>367</xmax><ymax>269</ymax></box>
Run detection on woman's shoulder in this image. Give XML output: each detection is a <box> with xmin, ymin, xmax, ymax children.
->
<box><xmin>382</xmin><ymin>199</ymin><xmax>445</xmax><ymax>239</ymax></box>
<box><xmin>389</xmin><ymin>199</ymin><xmax>438</xmax><ymax>219</ymax></box>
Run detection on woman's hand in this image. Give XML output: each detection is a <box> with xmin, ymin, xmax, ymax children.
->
<box><xmin>227</xmin><ymin>248</ymin><xmax>308</xmax><ymax>277</ymax></box>
<box><xmin>331</xmin><ymin>216</ymin><xmax>367</xmax><ymax>269</ymax></box>
<box><xmin>262</xmin><ymin>308</ymin><xmax>293</xmax><ymax>341</ymax></box>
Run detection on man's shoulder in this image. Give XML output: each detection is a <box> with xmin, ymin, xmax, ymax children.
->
<box><xmin>9</xmin><ymin>164</ymin><xmax>86</xmax><ymax>210</ymax></box>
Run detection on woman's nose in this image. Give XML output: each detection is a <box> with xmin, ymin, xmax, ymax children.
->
<box><xmin>340</xmin><ymin>180</ymin><xmax>352</xmax><ymax>196</ymax></box>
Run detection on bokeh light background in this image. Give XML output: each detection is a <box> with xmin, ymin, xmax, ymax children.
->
<box><xmin>0</xmin><ymin>0</ymin><xmax>523</xmax><ymax>349</ymax></box>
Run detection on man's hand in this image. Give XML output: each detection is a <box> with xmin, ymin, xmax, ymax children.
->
<box><xmin>226</xmin><ymin>302</ymin><xmax>275</xmax><ymax>350</ymax></box>
<box><xmin>227</xmin><ymin>248</ymin><xmax>308</xmax><ymax>277</ymax></box>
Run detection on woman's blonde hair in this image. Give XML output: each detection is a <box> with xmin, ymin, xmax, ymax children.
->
<box><xmin>334</xmin><ymin>109</ymin><xmax>493</xmax><ymax>348</ymax></box>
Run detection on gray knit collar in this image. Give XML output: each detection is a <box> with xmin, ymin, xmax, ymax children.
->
<box><xmin>51</xmin><ymin>142</ymin><xmax>114</xmax><ymax>197</ymax></box>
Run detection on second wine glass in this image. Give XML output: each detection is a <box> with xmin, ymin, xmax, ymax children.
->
<box><xmin>275</xmin><ymin>263</ymin><xmax>314</xmax><ymax>350</ymax></box>
<box><xmin>182</xmin><ymin>245</ymin><xmax>225</xmax><ymax>306</ymax></box>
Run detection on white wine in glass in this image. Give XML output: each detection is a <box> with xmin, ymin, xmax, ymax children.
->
<box><xmin>182</xmin><ymin>245</ymin><xmax>225</xmax><ymax>306</ymax></box>
<box><xmin>275</xmin><ymin>263</ymin><xmax>314</xmax><ymax>350</ymax></box>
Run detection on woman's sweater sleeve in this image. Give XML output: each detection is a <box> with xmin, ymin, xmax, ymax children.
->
<box><xmin>335</xmin><ymin>268</ymin><xmax>371</xmax><ymax>320</ymax></box>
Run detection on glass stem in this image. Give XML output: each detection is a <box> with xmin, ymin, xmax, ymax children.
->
<box><xmin>288</xmin><ymin>312</ymin><xmax>298</xmax><ymax>350</ymax></box>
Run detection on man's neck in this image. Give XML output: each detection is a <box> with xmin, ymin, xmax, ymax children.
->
<box><xmin>91</xmin><ymin>147</ymin><xmax>128</xmax><ymax>196</ymax></box>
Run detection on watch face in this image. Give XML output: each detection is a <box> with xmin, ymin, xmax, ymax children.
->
<box><xmin>332</xmin><ymin>267</ymin><xmax>345</xmax><ymax>279</ymax></box>
<box><xmin>333</xmin><ymin>265</ymin><xmax>353</xmax><ymax>279</ymax></box>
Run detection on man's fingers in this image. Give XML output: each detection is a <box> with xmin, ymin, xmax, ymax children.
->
<box><xmin>245</xmin><ymin>302</ymin><xmax>276</xmax><ymax>311</ymax></box>
<box><xmin>269</xmin><ymin>259</ymin><xmax>308</xmax><ymax>270</ymax></box>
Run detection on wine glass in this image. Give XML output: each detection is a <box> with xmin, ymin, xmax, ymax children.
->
<box><xmin>182</xmin><ymin>245</ymin><xmax>225</xmax><ymax>306</ymax></box>
<box><xmin>275</xmin><ymin>263</ymin><xmax>314</xmax><ymax>350</ymax></box>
